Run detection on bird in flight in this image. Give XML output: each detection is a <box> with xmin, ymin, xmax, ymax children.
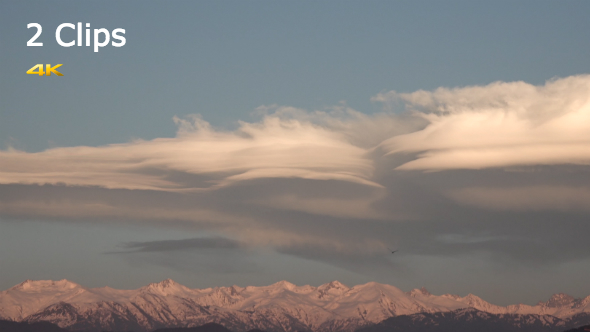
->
<box><xmin>388</xmin><ymin>248</ymin><xmax>398</xmax><ymax>254</ymax></box>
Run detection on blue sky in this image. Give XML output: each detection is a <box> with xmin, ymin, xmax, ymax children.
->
<box><xmin>3</xmin><ymin>1</ymin><xmax>589</xmax><ymax>150</ymax></box>
<box><xmin>1</xmin><ymin>1</ymin><xmax>590</xmax><ymax>306</ymax></box>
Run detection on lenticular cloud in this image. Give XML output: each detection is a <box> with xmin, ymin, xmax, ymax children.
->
<box><xmin>377</xmin><ymin>74</ymin><xmax>590</xmax><ymax>170</ymax></box>
<box><xmin>1</xmin><ymin>75</ymin><xmax>590</xmax><ymax>193</ymax></box>
<box><xmin>0</xmin><ymin>114</ymin><xmax>377</xmax><ymax>191</ymax></box>
<box><xmin>2</xmin><ymin>75</ymin><xmax>590</xmax><ymax>266</ymax></box>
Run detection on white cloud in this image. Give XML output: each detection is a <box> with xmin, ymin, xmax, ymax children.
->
<box><xmin>0</xmin><ymin>110</ymin><xmax>397</xmax><ymax>255</ymax></box>
<box><xmin>0</xmin><ymin>113</ymin><xmax>380</xmax><ymax>191</ymax></box>
<box><xmin>377</xmin><ymin>75</ymin><xmax>590</xmax><ymax>170</ymax></box>
<box><xmin>3</xmin><ymin>76</ymin><xmax>590</xmax><ymax>268</ymax></box>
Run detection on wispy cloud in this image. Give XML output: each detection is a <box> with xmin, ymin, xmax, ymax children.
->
<box><xmin>116</xmin><ymin>236</ymin><xmax>244</xmax><ymax>253</ymax></box>
<box><xmin>377</xmin><ymin>75</ymin><xmax>590</xmax><ymax>170</ymax></box>
<box><xmin>0</xmin><ymin>112</ymin><xmax>382</xmax><ymax>192</ymax></box>
<box><xmin>2</xmin><ymin>75</ymin><xmax>590</xmax><ymax>270</ymax></box>
<box><xmin>448</xmin><ymin>185</ymin><xmax>590</xmax><ymax>211</ymax></box>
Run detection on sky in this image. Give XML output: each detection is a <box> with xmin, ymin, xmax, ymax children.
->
<box><xmin>1</xmin><ymin>1</ymin><xmax>590</xmax><ymax>306</ymax></box>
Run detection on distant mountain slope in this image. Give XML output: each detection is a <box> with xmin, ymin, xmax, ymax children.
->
<box><xmin>357</xmin><ymin>307</ymin><xmax>577</xmax><ymax>332</ymax></box>
<box><xmin>1</xmin><ymin>279</ymin><xmax>590</xmax><ymax>332</ymax></box>
<box><xmin>0</xmin><ymin>319</ymin><xmax>68</xmax><ymax>332</ymax></box>
<box><xmin>154</xmin><ymin>322</ymin><xmax>233</xmax><ymax>332</ymax></box>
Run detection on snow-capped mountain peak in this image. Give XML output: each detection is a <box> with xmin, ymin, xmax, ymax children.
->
<box><xmin>577</xmin><ymin>295</ymin><xmax>590</xmax><ymax>308</ymax></box>
<box><xmin>144</xmin><ymin>278</ymin><xmax>179</xmax><ymax>289</ymax></box>
<box><xmin>140</xmin><ymin>278</ymin><xmax>191</xmax><ymax>296</ymax></box>
<box><xmin>317</xmin><ymin>281</ymin><xmax>349</xmax><ymax>299</ymax></box>
<box><xmin>541</xmin><ymin>293</ymin><xmax>576</xmax><ymax>308</ymax></box>
<box><xmin>319</xmin><ymin>281</ymin><xmax>348</xmax><ymax>291</ymax></box>
<box><xmin>2</xmin><ymin>280</ymin><xmax>590</xmax><ymax>332</ymax></box>
<box><xmin>268</xmin><ymin>280</ymin><xmax>297</xmax><ymax>291</ymax></box>
<box><xmin>228</xmin><ymin>285</ymin><xmax>243</xmax><ymax>296</ymax></box>
<box><xmin>155</xmin><ymin>278</ymin><xmax>177</xmax><ymax>288</ymax></box>
<box><xmin>407</xmin><ymin>287</ymin><xmax>431</xmax><ymax>297</ymax></box>
<box><xmin>458</xmin><ymin>293</ymin><xmax>504</xmax><ymax>313</ymax></box>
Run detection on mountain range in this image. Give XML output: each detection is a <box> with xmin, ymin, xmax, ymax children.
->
<box><xmin>1</xmin><ymin>279</ymin><xmax>589</xmax><ymax>332</ymax></box>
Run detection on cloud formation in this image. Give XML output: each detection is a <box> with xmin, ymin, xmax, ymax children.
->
<box><xmin>0</xmin><ymin>112</ymin><xmax>382</xmax><ymax>192</ymax></box>
<box><xmin>448</xmin><ymin>185</ymin><xmax>590</xmax><ymax>212</ymax></box>
<box><xmin>377</xmin><ymin>75</ymin><xmax>590</xmax><ymax>170</ymax></box>
<box><xmin>2</xmin><ymin>75</ymin><xmax>590</xmax><ymax>272</ymax></box>
<box><xmin>117</xmin><ymin>237</ymin><xmax>243</xmax><ymax>253</ymax></box>
<box><xmin>6</xmin><ymin>75</ymin><xmax>590</xmax><ymax>193</ymax></box>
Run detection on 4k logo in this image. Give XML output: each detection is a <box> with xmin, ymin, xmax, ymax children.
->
<box><xmin>27</xmin><ymin>64</ymin><xmax>63</xmax><ymax>76</ymax></box>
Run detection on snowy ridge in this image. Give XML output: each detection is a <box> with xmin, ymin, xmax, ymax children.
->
<box><xmin>0</xmin><ymin>279</ymin><xmax>589</xmax><ymax>332</ymax></box>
